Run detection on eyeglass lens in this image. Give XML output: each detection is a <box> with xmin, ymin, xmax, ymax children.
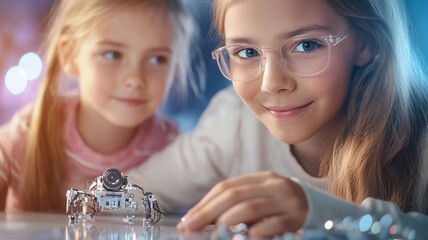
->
<box><xmin>216</xmin><ymin>35</ymin><xmax>333</xmax><ymax>81</ymax></box>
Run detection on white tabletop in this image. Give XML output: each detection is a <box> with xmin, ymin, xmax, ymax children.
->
<box><xmin>0</xmin><ymin>212</ymin><xmax>214</xmax><ymax>240</ymax></box>
<box><xmin>0</xmin><ymin>211</ymin><xmax>366</xmax><ymax>239</ymax></box>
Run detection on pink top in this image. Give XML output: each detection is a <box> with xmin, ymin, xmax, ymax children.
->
<box><xmin>0</xmin><ymin>95</ymin><xmax>178</xmax><ymax>212</ymax></box>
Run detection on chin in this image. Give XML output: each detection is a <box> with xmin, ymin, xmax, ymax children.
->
<box><xmin>264</xmin><ymin>124</ymin><xmax>309</xmax><ymax>145</ymax></box>
<box><xmin>109</xmin><ymin>117</ymin><xmax>148</xmax><ymax>129</ymax></box>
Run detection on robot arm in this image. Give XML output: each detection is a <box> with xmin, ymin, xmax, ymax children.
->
<box><xmin>143</xmin><ymin>192</ymin><xmax>165</xmax><ymax>224</ymax></box>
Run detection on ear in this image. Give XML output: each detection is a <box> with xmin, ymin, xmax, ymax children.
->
<box><xmin>58</xmin><ymin>39</ymin><xmax>79</xmax><ymax>77</ymax></box>
<box><xmin>354</xmin><ymin>36</ymin><xmax>373</xmax><ymax>67</ymax></box>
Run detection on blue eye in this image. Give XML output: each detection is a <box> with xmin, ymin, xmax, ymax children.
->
<box><xmin>103</xmin><ymin>51</ymin><xmax>121</xmax><ymax>61</ymax></box>
<box><xmin>237</xmin><ymin>48</ymin><xmax>260</xmax><ymax>59</ymax></box>
<box><xmin>295</xmin><ymin>40</ymin><xmax>322</xmax><ymax>53</ymax></box>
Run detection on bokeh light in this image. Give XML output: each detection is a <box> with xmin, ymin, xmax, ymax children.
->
<box><xmin>358</xmin><ymin>214</ymin><xmax>373</xmax><ymax>232</ymax></box>
<box><xmin>18</xmin><ymin>52</ymin><xmax>43</xmax><ymax>81</ymax></box>
<box><xmin>380</xmin><ymin>214</ymin><xmax>393</xmax><ymax>227</ymax></box>
<box><xmin>408</xmin><ymin>229</ymin><xmax>416</xmax><ymax>240</ymax></box>
<box><xmin>389</xmin><ymin>224</ymin><xmax>397</xmax><ymax>235</ymax></box>
<box><xmin>3</xmin><ymin>52</ymin><xmax>43</xmax><ymax>95</ymax></box>
<box><xmin>5</xmin><ymin>65</ymin><xmax>28</xmax><ymax>95</ymax></box>
<box><xmin>370</xmin><ymin>221</ymin><xmax>381</xmax><ymax>234</ymax></box>
<box><xmin>324</xmin><ymin>220</ymin><xmax>334</xmax><ymax>230</ymax></box>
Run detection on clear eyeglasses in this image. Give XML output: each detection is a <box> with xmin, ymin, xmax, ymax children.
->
<box><xmin>212</xmin><ymin>27</ymin><xmax>350</xmax><ymax>82</ymax></box>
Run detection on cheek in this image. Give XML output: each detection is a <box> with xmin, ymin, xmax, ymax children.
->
<box><xmin>306</xmin><ymin>71</ymin><xmax>349</xmax><ymax>97</ymax></box>
<box><xmin>149</xmin><ymin>75</ymin><xmax>170</xmax><ymax>102</ymax></box>
<box><xmin>79</xmin><ymin>72</ymin><xmax>114</xmax><ymax>104</ymax></box>
<box><xmin>152</xmin><ymin>83</ymin><xmax>167</xmax><ymax>100</ymax></box>
<box><xmin>307</xmin><ymin>75</ymin><xmax>349</xmax><ymax>116</ymax></box>
<box><xmin>233</xmin><ymin>81</ymin><xmax>260</xmax><ymax>103</ymax></box>
<box><xmin>307</xmin><ymin>47</ymin><xmax>355</xmax><ymax>101</ymax></box>
<box><xmin>77</xmin><ymin>58</ymin><xmax>109</xmax><ymax>87</ymax></box>
<box><xmin>87</xmin><ymin>71</ymin><xmax>112</xmax><ymax>92</ymax></box>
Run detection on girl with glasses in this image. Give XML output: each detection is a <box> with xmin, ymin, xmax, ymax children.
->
<box><xmin>176</xmin><ymin>0</ymin><xmax>428</xmax><ymax>238</ymax></box>
<box><xmin>0</xmin><ymin>0</ymin><xmax>201</xmax><ymax>213</ymax></box>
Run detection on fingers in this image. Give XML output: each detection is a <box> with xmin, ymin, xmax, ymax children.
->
<box><xmin>188</xmin><ymin>172</ymin><xmax>273</xmax><ymax>215</ymax></box>
<box><xmin>216</xmin><ymin>176</ymin><xmax>307</xmax><ymax>228</ymax></box>
<box><xmin>178</xmin><ymin>173</ymin><xmax>277</xmax><ymax>231</ymax></box>
<box><xmin>177</xmin><ymin>171</ymin><xmax>309</xmax><ymax>238</ymax></box>
<box><xmin>218</xmin><ymin>195</ymin><xmax>282</xmax><ymax>224</ymax></box>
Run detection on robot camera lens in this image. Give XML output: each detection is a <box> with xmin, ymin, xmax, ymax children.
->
<box><xmin>102</xmin><ymin>168</ymin><xmax>124</xmax><ymax>191</ymax></box>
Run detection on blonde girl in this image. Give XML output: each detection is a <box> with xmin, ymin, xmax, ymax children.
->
<box><xmin>175</xmin><ymin>0</ymin><xmax>428</xmax><ymax>238</ymax></box>
<box><xmin>0</xmin><ymin>0</ymin><xmax>199</xmax><ymax>212</ymax></box>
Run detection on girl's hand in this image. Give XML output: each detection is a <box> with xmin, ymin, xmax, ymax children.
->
<box><xmin>176</xmin><ymin>171</ymin><xmax>308</xmax><ymax>238</ymax></box>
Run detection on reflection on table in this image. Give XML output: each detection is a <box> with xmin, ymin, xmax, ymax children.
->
<box><xmin>0</xmin><ymin>211</ymin><xmax>212</xmax><ymax>240</ymax></box>
<box><xmin>1</xmin><ymin>211</ymin><xmax>408</xmax><ymax>239</ymax></box>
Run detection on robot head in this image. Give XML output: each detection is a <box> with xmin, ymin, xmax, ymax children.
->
<box><xmin>102</xmin><ymin>168</ymin><xmax>127</xmax><ymax>191</ymax></box>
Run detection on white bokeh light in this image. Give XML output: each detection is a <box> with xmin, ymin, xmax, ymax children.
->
<box><xmin>5</xmin><ymin>66</ymin><xmax>28</xmax><ymax>95</ymax></box>
<box><xmin>324</xmin><ymin>220</ymin><xmax>334</xmax><ymax>230</ymax></box>
<box><xmin>18</xmin><ymin>52</ymin><xmax>43</xmax><ymax>81</ymax></box>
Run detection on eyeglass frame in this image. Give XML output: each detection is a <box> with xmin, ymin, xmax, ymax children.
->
<box><xmin>211</xmin><ymin>27</ymin><xmax>351</xmax><ymax>82</ymax></box>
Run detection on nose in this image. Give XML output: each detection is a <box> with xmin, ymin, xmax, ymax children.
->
<box><xmin>125</xmin><ymin>65</ymin><xmax>146</xmax><ymax>89</ymax></box>
<box><xmin>260</xmin><ymin>53</ymin><xmax>296</xmax><ymax>94</ymax></box>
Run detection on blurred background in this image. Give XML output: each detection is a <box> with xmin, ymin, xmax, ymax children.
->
<box><xmin>0</xmin><ymin>0</ymin><xmax>427</xmax><ymax>132</ymax></box>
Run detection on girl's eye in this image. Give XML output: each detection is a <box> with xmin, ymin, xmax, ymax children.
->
<box><xmin>148</xmin><ymin>55</ymin><xmax>168</xmax><ymax>65</ymax></box>
<box><xmin>103</xmin><ymin>51</ymin><xmax>121</xmax><ymax>61</ymax></box>
<box><xmin>236</xmin><ymin>48</ymin><xmax>260</xmax><ymax>59</ymax></box>
<box><xmin>294</xmin><ymin>40</ymin><xmax>322</xmax><ymax>53</ymax></box>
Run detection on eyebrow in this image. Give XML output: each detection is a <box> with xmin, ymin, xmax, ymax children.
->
<box><xmin>96</xmin><ymin>40</ymin><xmax>172</xmax><ymax>52</ymax></box>
<box><xmin>284</xmin><ymin>24</ymin><xmax>333</xmax><ymax>38</ymax></box>
<box><xmin>225</xmin><ymin>24</ymin><xmax>333</xmax><ymax>45</ymax></box>
<box><xmin>96</xmin><ymin>40</ymin><xmax>126</xmax><ymax>48</ymax></box>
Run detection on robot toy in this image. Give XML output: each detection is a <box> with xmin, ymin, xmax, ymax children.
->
<box><xmin>66</xmin><ymin>168</ymin><xmax>164</xmax><ymax>227</ymax></box>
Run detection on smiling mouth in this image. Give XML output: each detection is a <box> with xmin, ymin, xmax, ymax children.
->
<box><xmin>265</xmin><ymin>102</ymin><xmax>313</xmax><ymax>119</ymax></box>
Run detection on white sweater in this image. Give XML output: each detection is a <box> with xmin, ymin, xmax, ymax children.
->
<box><xmin>126</xmin><ymin>86</ymin><xmax>428</xmax><ymax>237</ymax></box>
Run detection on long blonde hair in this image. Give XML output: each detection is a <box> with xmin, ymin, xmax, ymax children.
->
<box><xmin>213</xmin><ymin>0</ymin><xmax>428</xmax><ymax>212</ymax></box>
<box><xmin>20</xmin><ymin>0</ymin><xmax>199</xmax><ymax>212</ymax></box>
